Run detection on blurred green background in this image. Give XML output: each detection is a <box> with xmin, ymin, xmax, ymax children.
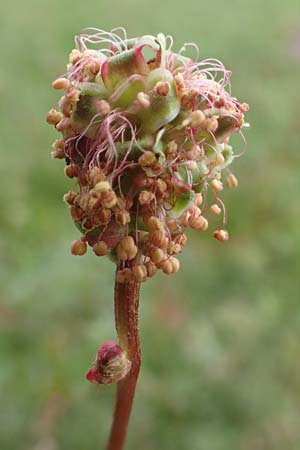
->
<box><xmin>1</xmin><ymin>0</ymin><xmax>300</xmax><ymax>449</ymax></box>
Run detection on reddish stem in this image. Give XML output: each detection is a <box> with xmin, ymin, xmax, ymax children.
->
<box><xmin>106</xmin><ymin>276</ymin><xmax>141</xmax><ymax>450</ymax></box>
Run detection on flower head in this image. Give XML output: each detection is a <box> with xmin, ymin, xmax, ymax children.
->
<box><xmin>47</xmin><ymin>28</ymin><xmax>249</xmax><ymax>282</ymax></box>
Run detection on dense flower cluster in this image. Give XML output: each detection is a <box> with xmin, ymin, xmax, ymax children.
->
<box><xmin>47</xmin><ymin>28</ymin><xmax>249</xmax><ymax>283</ymax></box>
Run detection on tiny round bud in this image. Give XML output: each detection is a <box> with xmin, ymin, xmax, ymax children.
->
<box><xmin>56</xmin><ymin>117</ymin><xmax>72</xmax><ymax>131</ymax></box>
<box><xmin>70</xmin><ymin>205</ymin><xmax>84</xmax><ymax>221</ymax></box>
<box><xmin>166</xmin><ymin>219</ymin><xmax>178</xmax><ymax>231</ymax></box>
<box><xmin>185</xmin><ymin>160</ymin><xmax>198</xmax><ymax>171</ymax></box>
<box><xmin>89</xmin><ymin>167</ymin><xmax>105</xmax><ymax>185</ymax></box>
<box><xmin>93</xmin><ymin>241</ymin><xmax>108</xmax><ymax>256</ymax></box>
<box><xmin>102</xmin><ymin>191</ymin><xmax>117</xmax><ymax>209</ymax></box>
<box><xmin>147</xmin><ymin>216</ymin><xmax>163</xmax><ymax>232</ymax></box>
<box><xmin>226</xmin><ymin>173</ymin><xmax>238</xmax><ymax>188</ymax></box>
<box><xmin>189</xmin><ymin>215</ymin><xmax>208</xmax><ymax>231</ymax></box>
<box><xmin>52</xmin><ymin>139</ymin><xmax>65</xmax><ymax>150</ymax></box>
<box><xmin>139</xmin><ymin>190</ymin><xmax>155</xmax><ymax>205</ymax></box>
<box><xmin>52</xmin><ymin>77</ymin><xmax>70</xmax><ymax>90</ymax></box>
<box><xmin>116</xmin><ymin>268</ymin><xmax>133</xmax><ymax>283</ymax></box>
<box><xmin>86</xmin><ymin>341</ymin><xmax>131</xmax><ymax>384</ymax></box>
<box><xmin>156</xmin><ymin>178</ymin><xmax>167</xmax><ymax>194</ymax></box>
<box><xmin>46</xmin><ymin>108</ymin><xmax>63</xmax><ymax>125</ymax></box>
<box><xmin>210</xmin><ymin>179</ymin><xmax>223</xmax><ymax>193</ymax></box>
<box><xmin>132</xmin><ymin>264</ymin><xmax>148</xmax><ymax>282</ymax></box>
<box><xmin>161</xmin><ymin>259</ymin><xmax>173</xmax><ymax>274</ymax></box>
<box><xmin>190</xmin><ymin>110</ymin><xmax>205</xmax><ymax>128</ymax></box>
<box><xmin>64</xmin><ymin>191</ymin><xmax>77</xmax><ymax>205</ymax></box>
<box><xmin>170</xmin><ymin>257</ymin><xmax>180</xmax><ymax>273</ymax></box>
<box><xmin>60</xmin><ymin>96</ymin><xmax>73</xmax><ymax>117</ymax></box>
<box><xmin>165</xmin><ymin>140</ymin><xmax>178</xmax><ymax>157</ymax></box>
<box><xmin>71</xmin><ymin>239</ymin><xmax>87</xmax><ymax>256</ymax></box>
<box><xmin>187</xmin><ymin>144</ymin><xmax>202</xmax><ymax>160</ymax></box>
<box><xmin>145</xmin><ymin>261</ymin><xmax>157</xmax><ymax>278</ymax></box>
<box><xmin>174</xmin><ymin>73</ymin><xmax>185</xmax><ymax>91</ymax></box>
<box><xmin>150</xmin><ymin>229</ymin><xmax>166</xmax><ymax>248</ymax></box>
<box><xmin>190</xmin><ymin>206</ymin><xmax>202</xmax><ymax>218</ymax></box>
<box><xmin>175</xmin><ymin>233</ymin><xmax>188</xmax><ymax>246</ymax></box>
<box><xmin>116</xmin><ymin>210</ymin><xmax>131</xmax><ymax>226</ymax></box>
<box><xmin>195</xmin><ymin>193</ymin><xmax>203</xmax><ymax>206</ymax></box>
<box><xmin>64</xmin><ymin>165</ymin><xmax>78</xmax><ymax>179</ymax></box>
<box><xmin>214</xmin><ymin>229</ymin><xmax>229</xmax><ymax>241</ymax></box>
<box><xmin>214</xmin><ymin>152</ymin><xmax>225</xmax><ymax>166</ymax></box>
<box><xmin>202</xmin><ymin>117</ymin><xmax>218</xmax><ymax>132</ymax></box>
<box><xmin>155</xmin><ymin>81</ymin><xmax>170</xmax><ymax>96</ymax></box>
<box><xmin>69</xmin><ymin>49</ymin><xmax>81</xmax><ymax>64</ymax></box>
<box><xmin>53</xmin><ymin>149</ymin><xmax>66</xmax><ymax>161</ymax></box>
<box><xmin>51</xmin><ymin>147</ymin><xmax>65</xmax><ymax>159</ymax></box>
<box><xmin>136</xmin><ymin>92</ymin><xmax>150</xmax><ymax>108</ymax></box>
<box><xmin>210</xmin><ymin>204</ymin><xmax>222</xmax><ymax>215</ymax></box>
<box><xmin>150</xmin><ymin>248</ymin><xmax>165</xmax><ymax>264</ymax></box>
<box><xmin>118</xmin><ymin>236</ymin><xmax>138</xmax><ymax>260</ymax></box>
<box><xmin>168</xmin><ymin>242</ymin><xmax>181</xmax><ymax>255</ymax></box>
<box><xmin>120</xmin><ymin>236</ymin><xmax>135</xmax><ymax>251</ymax></box>
<box><xmin>138</xmin><ymin>151</ymin><xmax>156</xmax><ymax>167</ymax></box>
<box><xmin>94</xmin><ymin>181</ymin><xmax>110</xmax><ymax>193</ymax></box>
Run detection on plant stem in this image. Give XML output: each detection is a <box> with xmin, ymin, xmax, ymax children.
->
<box><xmin>106</xmin><ymin>275</ymin><xmax>141</xmax><ymax>450</ymax></box>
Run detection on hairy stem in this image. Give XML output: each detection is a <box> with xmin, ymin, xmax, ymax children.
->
<box><xmin>106</xmin><ymin>275</ymin><xmax>141</xmax><ymax>450</ymax></box>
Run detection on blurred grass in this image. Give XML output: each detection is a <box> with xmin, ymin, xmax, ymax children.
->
<box><xmin>1</xmin><ymin>0</ymin><xmax>300</xmax><ymax>449</ymax></box>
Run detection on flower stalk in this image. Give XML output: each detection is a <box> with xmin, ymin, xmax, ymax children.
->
<box><xmin>106</xmin><ymin>276</ymin><xmax>141</xmax><ymax>450</ymax></box>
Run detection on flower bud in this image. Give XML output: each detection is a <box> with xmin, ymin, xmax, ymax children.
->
<box><xmin>189</xmin><ymin>215</ymin><xmax>208</xmax><ymax>231</ymax></box>
<box><xmin>226</xmin><ymin>173</ymin><xmax>238</xmax><ymax>188</ymax></box>
<box><xmin>213</xmin><ymin>229</ymin><xmax>229</xmax><ymax>241</ymax></box>
<box><xmin>70</xmin><ymin>205</ymin><xmax>84</xmax><ymax>221</ymax></box>
<box><xmin>102</xmin><ymin>191</ymin><xmax>117</xmax><ymax>209</ymax></box>
<box><xmin>86</xmin><ymin>341</ymin><xmax>131</xmax><ymax>384</ymax></box>
<box><xmin>116</xmin><ymin>210</ymin><xmax>131</xmax><ymax>225</ymax></box>
<box><xmin>210</xmin><ymin>204</ymin><xmax>221</xmax><ymax>215</ymax></box>
<box><xmin>118</xmin><ymin>236</ymin><xmax>138</xmax><ymax>260</ymax></box>
<box><xmin>175</xmin><ymin>233</ymin><xmax>187</xmax><ymax>246</ymax></box>
<box><xmin>190</xmin><ymin>110</ymin><xmax>205</xmax><ymax>128</ymax></box>
<box><xmin>46</xmin><ymin>108</ymin><xmax>63</xmax><ymax>125</ymax></box>
<box><xmin>147</xmin><ymin>216</ymin><xmax>163</xmax><ymax>231</ymax></box>
<box><xmin>170</xmin><ymin>257</ymin><xmax>180</xmax><ymax>273</ymax></box>
<box><xmin>149</xmin><ymin>248</ymin><xmax>164</xmax><ymax>264</ymax></box>
<box><xmin>155</xmin><ymin>81</ymin><xmax>170</xmax><ymax>96</ymax></box>
<box><xmin>94</xmin><ymin>181</ymin><xmax>110</xmax><ymax>194</ymax></box>
<box><xmin>150</xmin><ymin>229</ymin><xmax>166</xmax><ymax>248</ymax></box>
<box><xmin>116</xmin><ymin>268</ymin><xmax>134</xmax><ymax>283</ymax></box>
<box><xmin>201</xmin><ymin>117</ymin><xmax>218</xmax><ymax>132</ymax></box>
<box><xmin>56</xmin><ymin>117</ymin><xmax>72</xmax><ymax>131</ymax></box>
<box><xmin>52</xmin><ymin>77</ymin><xmax>70</xmax><ymax>90</ymax></box>
<box><xmin>139</xmin><ymin>190</ymin><xmax>155</xmax><ymax>205</ymax></box>
<box><xmin>138</xmin><ymin>151</ymin><xmax>156</xmax><ymax>167</ymax></box>
<box><xmin>210</xmin><ymin>179</ymin><xmax>223</xmax><ymax>193</ymax></box>
<box><xmin>132</xmin><ymin>264</ymin><xmax>148</xmax><ymax>282</ymax></box>
<box><xmin>136</xmin><ymin>92</ymin><xmax>150</xmax><ymax>109</ymax></box>
<box><xmin>195</xmin><ymin>193</ymin><xmax>203</xmax><ymax>206</ymax></box>
<box><xmin>70</xmin><ymin>239</ymin><xmax>87</xmax><ymax>255</ymax></box>
<box><xmin>64</xmin><ymin>165</ymin><xmax>78</xmax><ymax>179</ymax></box>
<box><xmin>93</xmin><ymin>241</ymin><xmax>109</xmax><ymax>256</ymax></box>
<box><xmin>145</xmin><ymin>261</ymin><xmax>157</xmax><ymax>278</ymax></box>
<box><xmin>214</xmin><ymin>152</ymin><xmax>225</xmax><ymax>166</ymax></box>
<box><xmin>161</xmin><ymin>259</ymin><xmax>173</xmax><ymax>274</ymax></box>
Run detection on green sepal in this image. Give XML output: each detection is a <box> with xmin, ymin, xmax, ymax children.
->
<box><xmin>101</xmin><ymin>48</ymin><xmax>150</xmax><ymax>92</ymax></box>
<box><xmin>167</xmin><ymin>190</ymin><xmax>195</xmax><ymax>219</ymax></box>
<box><xmin>110</xmin><ymin>75</ymin><xmax>146</xmax><ymax>109</ymax></box>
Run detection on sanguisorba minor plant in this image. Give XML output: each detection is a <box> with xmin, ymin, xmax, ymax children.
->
<box><xmin>46</xmin><ymin>28</ymin><xmax>249</xmax><ymax>450</ymax></box>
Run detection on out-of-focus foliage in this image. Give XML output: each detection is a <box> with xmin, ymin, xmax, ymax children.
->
<box><xmin>0</xmin><ymin>0</ymin><xmax>300</xmax><ymax>449</ymax></box>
